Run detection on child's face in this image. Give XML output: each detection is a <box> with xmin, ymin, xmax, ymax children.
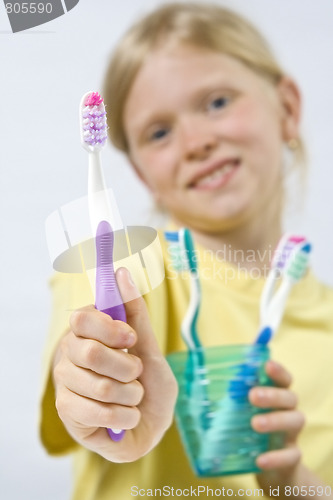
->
<box><xmin>123</xmin><ymin>44</ymin><xmax>289</xmax><ymax>232</ymax></box>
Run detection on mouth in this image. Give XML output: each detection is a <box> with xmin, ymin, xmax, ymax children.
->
<box><xmin>188</xmin><ymin>158</ymin><xmax>240</xmax><ymax>190</ymax></box>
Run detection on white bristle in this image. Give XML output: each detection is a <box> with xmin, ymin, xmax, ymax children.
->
<box><xmin>80</xmin><ymin>92</ymin><xmax>108</xmax><ymax>151</ymax></box>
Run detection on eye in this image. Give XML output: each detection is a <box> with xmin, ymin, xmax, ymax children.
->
<box><xmin>207</xmin><ymin>96</ymin><xmax>230</xmax><ymax>112</ymax></box>
<box><xmin>150</xmin><ymin>128</ymin><xmax>169</xmax><ymax>141</ymax></box>
<box><xmin>145</xmin><ymin>124</ymin><xmax>171</xmax><ymax>144</ymax></box>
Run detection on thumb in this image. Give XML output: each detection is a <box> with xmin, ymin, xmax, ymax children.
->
<box><xmin>116</xmin><ymin>267</ymin><xmax>161</xmax><ymax>358</ymax></box>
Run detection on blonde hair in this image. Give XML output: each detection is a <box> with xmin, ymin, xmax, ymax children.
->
<box><xmin>103</xmin><ymin>1</ymin><xmax>305</xmax><ymax>165</ymax></box>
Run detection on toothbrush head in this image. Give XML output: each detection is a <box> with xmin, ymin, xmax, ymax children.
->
<box><xmin>272</xmin><ymin>234</ymin><xmax>306</xmax><ymax>276</ymax></box>
<box><xmin>164</xmin><ymin>229</ymin><xmax>197</xmax><ymax>273</ymax></box>
<box><xmin>164</xmin><ymin>231</ymin><xmax>184</xmax><ymax>272</ymax></box>
<box><xmin>285</xmin><ymin>242</ymin><xmax>312</xmax><ymax>283</ymax></box>
<box><xmin>80</xmin><ymin>91</ymin><xmax>107</xmax><ymax>152</ymax></box>
<box><xmin>182</xmin><ymin>228</ymin><xmax>197</xmax><ymax>274</ymax></box>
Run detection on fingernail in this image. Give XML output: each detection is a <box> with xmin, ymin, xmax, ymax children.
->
<box><xmin>256</xmin><ymin>389</ymin><xmax>266</xmax><ymax>401</ymax></box>
<box><xmin>256</xmin><ymin>415</ymin><xmax>268</xmax><ymax>429</ymax></box>
<box><xmin>257</xmin><ymin>454</ymin><xmax>269</xmax><ymax>468</ymax></box>
<box><xmin>126</xmin><ymin>330</ymin><xmax>136</xmax><ymax>346</ymax></box>
<box><xmin>118</xmin><ymin>324</ymin><xmax>135</xmax><ymax>345</ymax></box>
<box><xmin>125</xmin><ymin>268</ymin><xmax>135</xmax><ymax>287</ymax></box>
<box><xmin>268</xmin><ymin>360</ymin><xmax>279</xmax><ymax>369</ymax></box>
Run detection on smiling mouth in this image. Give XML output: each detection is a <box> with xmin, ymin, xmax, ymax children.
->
<box><xmin>189</xmin><ymin>159</ymin><xmax>240</xmax><ymax>189</ymax></box>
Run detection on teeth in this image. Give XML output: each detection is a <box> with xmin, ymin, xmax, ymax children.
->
<box><xmin>196</xmin><ymin>162</ymin><xmax>235</xmax><ymax>186</ymax></box>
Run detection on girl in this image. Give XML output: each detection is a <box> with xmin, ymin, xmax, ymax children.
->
<box><xmin>41</xmin><ymin>3</ymin><xmax>333</xmax><ymax>499</ymax></box>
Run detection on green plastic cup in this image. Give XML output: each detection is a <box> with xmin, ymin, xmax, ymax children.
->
<box><xmin>167</xmin><ymin>344</ymin><xmax>277</xmax><ymax>477</ymax></box>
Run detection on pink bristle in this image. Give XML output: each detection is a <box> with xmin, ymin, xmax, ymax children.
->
<box><xmin>82</xmin><ymin>91</ymin><xmax>107</xmax><ymax>147</ymax></box>
<box><xmin>84</xmin><ymin>92</ymin><xmax>103</xmax><ymax>107</ymax></box>
<box><xmin>272</xmin><ymin>235</ymin><xmax>307</xmax><ymax>272</ymax></box>
<box><xmin>289</xmin><ymin>236</ymin><xmax>306</xmax><ymax>243</ymax></box>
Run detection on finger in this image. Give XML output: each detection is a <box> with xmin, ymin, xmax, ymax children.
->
<box><xmin>70</xmin><ymin>306</ymin><xmax>136</xmax><ymax>349</ymax></box>
<box><xmin>116</xmin><ymin>268</ymin><xmax>163</xmax><ymax>359</ymax></box>
<box><xmin>59</xmin><ymin>359</ymin><xmax>144</xmax><ymax>406</ymax></box>
<box><xmin>56</xmin><ymin>388</ymin><xmax>141</xmax><ymax>430</ymax></box>
<box><xmin>256</xmin><ymin>445</ymin><xmax>301</xmax><ymax>470</ymax></box>
<box><xmin>249</xmin><ymin>386</ymin><xmax>297</xmax><ymax>409</ymax></box>
<box><xmin>265</xmin><ymin>360</ymin><xmax>292</xmax><ymax>388</ymax></box>
<box><xmin>252</xmin><ymin>410</ymin><xmax>305</xmax><ymax>439</ymax></box>
<box><xmin>116</xmin><ymin>267</ymin><xmax>178</xmax><ymax>424</ymax></box>
<box><xmin>66</xmin><ymin>333</ymin><xmax>143</xmax><ymax>382</ymax></box>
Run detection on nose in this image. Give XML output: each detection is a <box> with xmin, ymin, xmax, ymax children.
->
<box><xmin>180</xmin><ymin>114</ymin><xmax>218</xmax><ymax>161</ymax></box>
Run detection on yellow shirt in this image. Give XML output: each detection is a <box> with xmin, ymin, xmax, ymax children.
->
<box><xmin>40</xmin><ymin>237</ymin><xmax>333</xmax><ymax>499</ymax></box>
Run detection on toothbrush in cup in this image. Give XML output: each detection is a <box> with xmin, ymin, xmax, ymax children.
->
<box><xmin>204</xmin><ymin>235</ymin><xmax>312</xmax><ymax>467</ymax></box>
<box><xmin>80</xmin><ymin>91</ymin><xmax>126</xmax><ymax>441</ymax></box>
<box><xmin>165</xmin><ymin>229</ymin><xmax>209</xmax><ymax>428</ymax></box>
<box><xmin>259</xmin><ymin>234</ymin><xmax>306</xmax><ymax>333</ymax></box>
<box><xmin>256</xmin><ymin>239</ymin><xmax>311</xmax><ymax>342</ymax></box>
<box><xmin>164</xmin><ymin>229</ymin><xmax>202</xmax><ymax>355</ymax></box>
<box><xmin>229</xmin><ymin>236</ymin><xmax>312</xmax><ymax>397</ymax></box>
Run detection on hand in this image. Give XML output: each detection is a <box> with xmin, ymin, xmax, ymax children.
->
<box><xmin>52</xmin><ymin>267</ymin><xmax>178</xmax><ymax>462</ymax></box>
<box><xmin>249</xmin><ymin>360</ymin><xmax>305</xmax><ymax>490</ymax></box>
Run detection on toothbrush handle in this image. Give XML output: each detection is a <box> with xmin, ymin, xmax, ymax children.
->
<box><xmin>96</xmin><ymin>297</ymin><xmax>126</xmax><ymax>441</ymax></box>
<box><xmin>95</xmin><ymin>220</ymin><xmax>127</xmax><ymax>442</ymax></box>
<box><xmin>101</xmin><ymin>304</ymin><xmax>126</xmax><ymax>322</ymax></box>
<box><xmin>98</xmin><ymin>296</ymin><xmax>126</xmax><ymax>442</ymax></box>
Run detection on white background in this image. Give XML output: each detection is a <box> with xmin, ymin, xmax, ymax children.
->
<box><xmin>1</xmin><ymin>1</ymin><xmax>332</xmax><ymax>498</ymax></box>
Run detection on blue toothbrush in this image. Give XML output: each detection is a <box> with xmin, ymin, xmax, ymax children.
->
<box><xmin>229</xmin><ymin>238</ymin><xmax>312</xmax><ymax>399</ymax></box>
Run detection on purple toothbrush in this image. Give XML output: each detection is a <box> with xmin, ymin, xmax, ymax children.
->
<box><xmin>95</xmin><ymin>219</ymin><xmax>126</xmax><ymax>442</ymax></box>
<box><xmin>80</xmin><ymin>91</ymin><xmax>126</xmax><ymax>441</ymax></box>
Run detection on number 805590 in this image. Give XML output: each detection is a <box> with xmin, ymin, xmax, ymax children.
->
<box><xmin>5</xmin><ymin>3</ymin><xmax>53</xmax><ymax>14</ymax></box>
